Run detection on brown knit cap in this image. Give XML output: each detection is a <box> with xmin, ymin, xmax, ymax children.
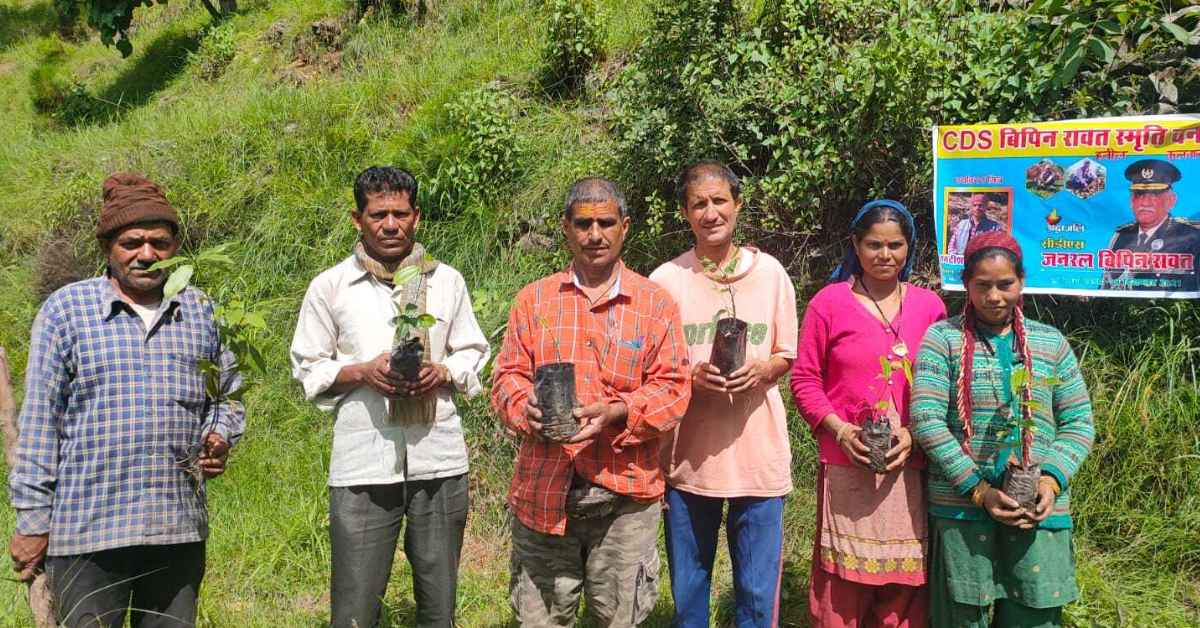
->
<box><xmin>96</xmin><ymin>172</ymin><xmax>180</xmax><ymax>239</ymax></box>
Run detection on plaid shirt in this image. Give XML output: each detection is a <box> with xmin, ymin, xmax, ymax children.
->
<box><xmin>491</xmin><ymin>263</ymin><xmax>690</xmax><ymax>535</ymax></box>
<box><xmin>9</xmin><ymin>277</ymin><xmax>244</xmax><ymax>556</ymax></box>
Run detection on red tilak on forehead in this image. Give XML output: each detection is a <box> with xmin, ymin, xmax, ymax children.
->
<box><xmin>963</xmin><ymin>230</ymin><xmax>1022</xmax><ymax>262</ymax></box>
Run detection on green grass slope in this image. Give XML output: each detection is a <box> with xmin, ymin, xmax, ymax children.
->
<box><xmin>0</xmin><ymin>1</ymin><xmax>1198</xmax><ymax>626</ymax></box>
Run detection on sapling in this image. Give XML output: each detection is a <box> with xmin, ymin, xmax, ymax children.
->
<box><xmin>701</xmin><ymin>254</ymin><xmax>747</xmax><ymax>376</ymax></box>
<box><xmin>533</xmin><ymin>315</ymin><xmax>578</xmax><ymax>441</ymax></box>
<box><xmin>996</xmin><ymin>366</ymin><xmax>1062</xmax><ymax>511</ymax></box>
<box><xmin>150</xmin><ymin>243</ymin><xmax>270</xmax><ymax>486</ymax></box>
<box><xmin>387</xmin><ymin>264</ymin><xmax>437</xmax><ymax>382</ymax></box>
<box><xmin>858</xmin><ymin>354</ymin><xmax>914</xmax><ymax>474</ymax></box>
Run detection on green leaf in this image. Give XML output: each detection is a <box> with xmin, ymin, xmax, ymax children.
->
<box><xmin>147</xmin><ymin>256</ymin><xmax>191</xmax><ymax>272</ymax></box>
<box><xmin>416</xmin><ymin>313</ymin><xmax>437</xmax><ymax>328</ymax></box>
<box><xmin>393</xmin><ymin>265</ymin><xmax>421</xmax><ymax>286</ymax></box>
<box><xmin>243</xmin><ymin>312</ymin><xmax>267</xmax><ymax>330</ymax></box>
<box><xmin>1162</xmin><ymin>20</ymin><xmax>1192</xmax><ymax>45</ymax></box>
<box><xmin>163</xmin><ymin>265</ymin><xmax>194</xmax><ymax>299</ymax></box>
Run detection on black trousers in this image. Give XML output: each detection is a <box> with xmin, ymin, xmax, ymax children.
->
<box><xmin>329</xmin><ymin>473</ymin><xmax>469</xmax><ymax>628</ymax></box>
<box><xmin>45</xmin><ymin>542</ymin><xmax>205</xmax><ymax>628</ymax></box>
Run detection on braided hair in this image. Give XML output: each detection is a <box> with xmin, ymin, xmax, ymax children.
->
<box><xmin>956</xmin><ymin>231</ymin><xmax>1034</xmax><ymax>462</ymax></box>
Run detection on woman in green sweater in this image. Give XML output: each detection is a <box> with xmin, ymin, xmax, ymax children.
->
<box><xmin>911</xmin><ymin>231</ymin><xmax>1094</xmax><ymax>627</ymax></box>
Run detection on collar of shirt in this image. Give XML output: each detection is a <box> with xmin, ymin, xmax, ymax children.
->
<box><xmin>100</xmin><ymin>274</ymin><xmax>183</xmax><ymax>332</ymax></box>
<box><xmin>1139</xmin><ymin>216</ymin><xmax>1170</xmax><ymax>239</ymax></box>
<box><xmin>560</xmin><ymin>261</ymin><xmax>630</xmax><ymax>305</ymax></box>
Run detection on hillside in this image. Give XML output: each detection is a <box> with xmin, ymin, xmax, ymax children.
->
<box><xmin>1</xmin><ymin>0</ymin><xmax>1199</xmax><ymax>625</ymax></box>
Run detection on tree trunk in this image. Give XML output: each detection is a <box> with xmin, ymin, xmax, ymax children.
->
<box><xmin>219</xmin><ymin>0</ymin><xmax>238</xmax><ymax>14</ymax></box>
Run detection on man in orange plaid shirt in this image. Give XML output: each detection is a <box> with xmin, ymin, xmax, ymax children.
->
<box><xmin>492</xmin><ymin>177</ymin><xmax>691</xmax><ymax>626</ymax></box>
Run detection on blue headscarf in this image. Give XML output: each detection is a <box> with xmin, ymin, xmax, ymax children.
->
<box><xmin>828</xmin><ymin>199</ymin><xmax>916</xmax><ymax>283</ymax></box>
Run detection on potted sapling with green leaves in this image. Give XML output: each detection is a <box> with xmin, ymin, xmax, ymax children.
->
<box><xmin>997</xmin><ymin>366</ymin><xmax>1060</xmax><ymax>512</ymax></box>
<box><xmin>534</xmin><ymin>315</ymin><xmax>579</xmax><ymax>442</ymax></box>
<box><xmin>389</xmin><ymin>266</ymin><xmax>436</xmax><ymax>383</ymax></box>
<box><xmin>701</xmin><ymin>255</ymin><xmax>746</xmax><ymax>376</ymax></box>
<box><xmin>858</xmin><ymin>354</ymin><xmax>913</xmax><ymax>474</ymax></box>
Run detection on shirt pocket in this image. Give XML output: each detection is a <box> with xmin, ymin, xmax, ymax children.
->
<box><xmin>600</xmin><ymin>335</ymin><xmax>646</xmax><ymax>391</ymax></box>
<box><xmin>165</xmin><ymin>352</ymin><xmax>209</xmax><ymax>412</ymax></box>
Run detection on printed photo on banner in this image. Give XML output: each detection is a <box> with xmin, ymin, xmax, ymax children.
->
<box><xmin>933</xmin><ymin>115</ymin><xmax>1200</xmax><ymax>299</ymax></box>
<box><xmin>943</xmin><ymin>188</ymin><xmax>1013</xmax><ymax>258</ymax></box>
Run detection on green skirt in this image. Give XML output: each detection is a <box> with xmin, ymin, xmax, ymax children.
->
<box><xmin>930</xmin><ymin>517</ymin><xmax>1077</xmax><ymax>626</ymax></box>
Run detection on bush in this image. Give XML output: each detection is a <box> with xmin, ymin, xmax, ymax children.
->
<box><xmin>423</xmin><ymin>84</ymin><xmax>526</xmax><ymax>216</ymax></box>
<box><xmin>192</xmin><ymin>21</ymin><xmax>238</xmax><ymax>81</ymax></box>
<box><xmin>609</xmin><ymin>0</ymin><xmax>1198</xmax><ymax>278</ymax></box>
<box><xmin>539</xmin><ymin>0</ymin><xmax>604</xmax><ymax>96</ymax></box>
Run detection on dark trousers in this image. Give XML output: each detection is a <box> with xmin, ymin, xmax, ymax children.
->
<box><xmin>45</xmin><ymin>542</ymin><xmax>205</xmax><ymax>628</ymax></box>
<box><xmin>329</xmin><ymin>473</ymin><xmax>469</xmax><ymax>628</ymax></box>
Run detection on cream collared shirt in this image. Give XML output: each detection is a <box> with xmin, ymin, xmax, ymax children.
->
<box><xmin>290</xmin><ymin>255</ymin><xmax>490</xmax><ymax>486</ymax></box>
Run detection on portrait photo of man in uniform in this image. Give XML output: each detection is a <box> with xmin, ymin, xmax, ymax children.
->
<box><xmin>1102</xmin><ymin>158</ymin><xmax>1200</xmax><ymax>293</ymax></box>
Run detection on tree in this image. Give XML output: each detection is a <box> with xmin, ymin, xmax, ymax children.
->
<box><xmin>60</xmin><ymin>0</ymin><xmax>237</xmax><ymax>57</ymax></box>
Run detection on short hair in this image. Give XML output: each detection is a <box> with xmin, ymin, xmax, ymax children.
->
<box><xmin>564</xmin><ymin>177</ymin><xmax>627</xmax><ymax>219</ymax></box>
<box><xmin>675</xmin><ymin>160</ymin><xmax>741</xmax><ymax>207</ymax></box>
<box><xmin>354</xmin><ymin>166</ymin><xmax>418</xmax><ymax>212</ymax></box>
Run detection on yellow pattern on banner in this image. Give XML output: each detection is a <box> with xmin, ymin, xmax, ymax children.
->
<box><xmin>936</xmin><ymin>119</ymin><xmax>1200</xmax><ymax>159</ymax></box>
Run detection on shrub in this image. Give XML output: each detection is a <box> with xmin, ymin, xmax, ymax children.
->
<box><xmin>539</xmin><ymin>0</ymin><xmax>604</xmax><ymax>96</ymax></box>
<box><xmin>423</xmin><ymin>84</ymin><xmax>526</xmax><ymax>216</ymax></box>
<box><xmin>192</xmin><ymin>21</ymin><xmax>238</xmax><ymax>81</ymax></box>
<box><xmin>609</xmin><ymin>0</ymin><xmax>1198</xmax><ymax>279</ymax></box>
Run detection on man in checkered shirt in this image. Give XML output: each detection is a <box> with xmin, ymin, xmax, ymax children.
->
<box><xmin>7</xmin><ymin>172</ymin><xmax>244</xmax><ymax>628</ymax></box>
<box><xmin>492</xmin><ymin>177</ymin><xmax>691</xmax><ymax>626</ymax></box>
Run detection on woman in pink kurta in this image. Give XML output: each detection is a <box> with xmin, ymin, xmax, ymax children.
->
<box><xmin>790</xmin><ymin>200</ymin><xmax>947</xmax><ymax>627</ymax></box>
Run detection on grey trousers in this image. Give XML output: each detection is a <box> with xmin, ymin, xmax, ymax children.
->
<box><xmin>329</xmin><ymin>473</ymin><xmax>469</xmax><ymax>628</ymax></box>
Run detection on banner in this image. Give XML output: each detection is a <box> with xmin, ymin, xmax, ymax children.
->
<box><xmin>932</xmin><ymin>115</ymin><xmax>1200</xmax><ymax>298</ymax></box>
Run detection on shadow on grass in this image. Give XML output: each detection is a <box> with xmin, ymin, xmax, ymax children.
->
<box><xmin>63</xmin><ymin>26</ymin><xmax>201</xmax><ymax>126</ymax></box>
<box><xmin>0</xmin><ymin>2</ymin><xmax>57</xmax><ymax>52</ymax></box>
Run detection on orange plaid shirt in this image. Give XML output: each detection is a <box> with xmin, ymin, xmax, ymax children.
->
<box><xmin>491</xmin><ymin>263</ymin><xmax>691</xmax><ymax>535</ymax></box>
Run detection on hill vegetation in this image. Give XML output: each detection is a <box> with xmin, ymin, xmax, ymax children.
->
<box><xmin>0</xmin><ymin>0</ymin><xmax>1198</xmax><ymax>625</ymax></box>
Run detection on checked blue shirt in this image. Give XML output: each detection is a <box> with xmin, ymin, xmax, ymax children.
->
<box><xmin>9</xmin><ymin>277</ymin><xmax>245</xmax><ymax>556</ymax></box>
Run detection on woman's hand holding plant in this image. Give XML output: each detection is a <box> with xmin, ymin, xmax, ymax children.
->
<box><xmin>822</xmin><ymin>414</ymin><xmax>871</xmax><ymax>468</ymax></box>
<box><xmin>884</xmin><ymin>427</ymin><xmax>914</xmax><ymax>471</ymax></box>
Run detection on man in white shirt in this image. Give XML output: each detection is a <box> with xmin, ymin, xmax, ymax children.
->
<box><xmin>948</xmin><ymin>193</ymin><xmax>1003</xmax><ymax>256</ymax></box>
<box><xmin>290</xmin><ymin>166</ymin><xmax>490</xmax><ymax>628</ymax></box>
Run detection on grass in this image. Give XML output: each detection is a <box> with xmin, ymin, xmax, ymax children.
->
<box><xmin>0</xmin><ymin>0</ymin><xmax>1198</xmax><ymax>626</ymax></box>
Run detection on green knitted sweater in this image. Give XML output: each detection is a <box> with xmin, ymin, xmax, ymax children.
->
<box><xmin>911</xmin><ymin>315</ymin><xmax>1094</xmax><ymax>529</ymax></box>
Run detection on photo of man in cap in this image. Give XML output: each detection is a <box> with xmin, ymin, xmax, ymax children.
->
<box><xmin>1102</xmin><ymin>158</ymin><xmax>1200</xmax><ymax>292</ymax></box>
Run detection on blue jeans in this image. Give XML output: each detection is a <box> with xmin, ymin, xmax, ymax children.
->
<box><xmin>663</xmin><ymin>486</ymin><xmax>785</xmax><ymax>628</ymax></box>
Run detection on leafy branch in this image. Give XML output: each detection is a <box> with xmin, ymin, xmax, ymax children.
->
<box><xmin>149</xmin><ymin>243</ymin><xmax>269</xmax><ymax>402</ymax></box>
<box><xmin>995</xmin><ymin>366</ymin><xmax>1063</xmax><ymax>468</ymax></box>
<box><xmin>388</xmin><ymin>266</ymin><xmax>436</xmax><ymax>340</ymax></box>
<box><xmin>700</xmin><ymin>254</ymin><xmax>739</xmax><ymax>320</ymax></box>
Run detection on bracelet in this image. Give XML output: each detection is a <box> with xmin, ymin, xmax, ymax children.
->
<box><xmin>1038</xmin><ymin>475</ymin><xmax>1061</xmax><ymax>497</ymax></box>
<box><xmin>970</xmin><ymin>481</ymin><xmax>991</xmax><ymax>508</ymax></box>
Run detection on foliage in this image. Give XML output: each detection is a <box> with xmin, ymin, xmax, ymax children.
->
<box><xmin>191</xmin><ymin>21</ymin><xmax>237</xmax><ymax>81</ymax></box>
<box><xmin>388</xmin><ymin>265</ymin><xmax>436</xmax><ymax>339</ymax></box>
<box><xmin>699</xmin><ymin>253</ymin><xmax>739</xmax><ymax>319</ymax></box>
<box><xmin>611</xmin><ymin>0</ymin><xmax>1200</xmax><ymax>277</ymax></box>
<box><xmin>424</xmin><ymin>84</ymin><xmax>526</xmax><ymax>215</ymax></box>
<box><xmin>149</xmin><ymin>244</ymin><xmax>271</xmax><ymax>401</ymax></box>
<box><xmin>539</xmin><ymin>0</ymin><xmax>604</xmax><ymax>96</ymax></box>
<box><xmin>55</xmin><ymin>0</ymin><xmax>234</xmax><ymax>57</ymax></box>
<box><xmin>27</xmin><ymin>38</ymin><xmax>103</xmax><ymax>124</ymax></box>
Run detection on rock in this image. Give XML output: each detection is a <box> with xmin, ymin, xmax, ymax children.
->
<box><xmin>517</xmin><ymin>231</ymin><xmax>555</xmax><ymax>252</ymax></box>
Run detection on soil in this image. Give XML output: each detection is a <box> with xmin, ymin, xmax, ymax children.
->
<box><xmin>1003</xmin><ymin>461</ymin><xmax>1041</xmax><ymax>512</ymax></box>
<box><xmin>534</xmin><ymin>362</ymin><xmax>578</xmax><ymax>442</ymax></box>
<box><xmin>861</xmin><ymin>413</ymin><xmax>892</xmax><ymax>474</ymax></box>
<box><xmin>710</xmin><ymin>317</ymin><xmax>748</xmax><ymax>376</ymax></box>
<box><xmin>389</xmin><ymin>337</ymin><xmax>424</xmax><ymax>382</ymax></box>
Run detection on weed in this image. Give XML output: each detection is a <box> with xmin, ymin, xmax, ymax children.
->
<box><xmin>191</xmin><ymin>21</ymin><xmax>237</xmax><ymax>81</ymax></box>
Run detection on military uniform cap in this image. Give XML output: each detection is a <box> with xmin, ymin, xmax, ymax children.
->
<box><xmin>1125</xmin><ymin>159</ymin><xmax>1181</xmax><ymax>192</ymax></box>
